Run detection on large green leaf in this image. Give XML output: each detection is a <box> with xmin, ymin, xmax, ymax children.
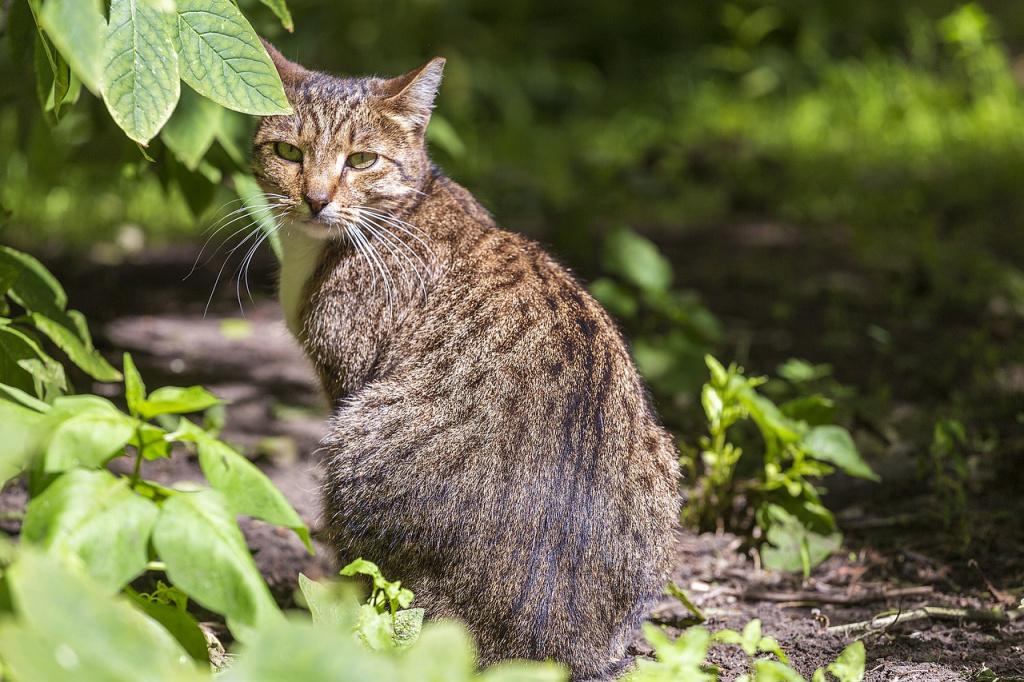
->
<box><xmin>182</xmin><ymin>423</ymin><xmax>311</xmax><ymax>551</ymax></box>
<box><xmin>30</xmin><ymin>311</ymin><xmax>122</xmax><ymax>381</ymax></box>
<box><xmin>0</xmin><ymin>550</ymin><xmax>203</xmax><ymax>682</ymax></box>
<box><xmin>22</xmin><ymin>470</ymin><xmax>158</xmax><ymax>592</ymax></box>
<box><xmin>44</xmin><ymin>410</ymin><xmax>138</xmax><ymax>471</ymax></box>
<box><xmin>103</xmin><ymin>0</ymin><xmax>180</xmax><ymax>144</ymax></box>
<box><xmin>39</xmin><ymin>0</ymin><xmax>106</xmax><ymax>95</ymax></box>
<box><xmin>161</xmin><ymin>84</ymin><xmax>225</xmax><ymax>170</ymax></box>
<box><xmin>174</xmin><ymin>0</ymin><xmax>292</xmax><ymax>115</ymax></box>
<box><xmin>152</xmin><ymin>489</ymin><xmax>282</xmax><ymax>640</ymax></box>
<box><xmin>803</xmin><ymin>425</ymin><xmax>879</xmax><ymax>481</ymax></box>
<box><xmin>221</xmin><ymin>619</ymin><xmax>380</xmax><ymax>682</ymax></box>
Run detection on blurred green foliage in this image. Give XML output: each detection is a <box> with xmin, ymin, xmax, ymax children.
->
<box><xmin>2</xmin><ymin>0</ymin><xmax>1024</xmax><ymax>270</ymax></box>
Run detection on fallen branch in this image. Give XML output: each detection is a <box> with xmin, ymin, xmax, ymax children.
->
<box><xmin>741</xmin><ymin>585</ymin><xmax>932</xmax><ymax>605</ymax></box>
<box><xmin>827</xmin><ymin>605</ymin><xmax>1024</xmax><ymax>636</ymax></box>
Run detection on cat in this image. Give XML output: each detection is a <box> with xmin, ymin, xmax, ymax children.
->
<box><xmin>253</xmin><ymin>41</ymin><xmax>680</xmax><ymax>680</ymax></box>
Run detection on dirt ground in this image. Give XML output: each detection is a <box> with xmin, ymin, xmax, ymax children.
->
<box><xmin>5</xmin><ymin>232</ymin><xmax>1022</xmax><ymax>680</ymax></box>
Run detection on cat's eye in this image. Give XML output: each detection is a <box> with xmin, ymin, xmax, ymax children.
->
<box><xmin>273</xmin><ymin>141</ymin><xmax>303</xmax><ymax>163</ymax></box>
<box><xmin>346</xmin><ymin>151</ymin><xmax>378</xmax><ymax>170</ymax></box>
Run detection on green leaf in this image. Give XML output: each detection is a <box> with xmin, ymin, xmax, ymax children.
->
<box><xmin>827</xmin><ymin>641</ymin><xmax>866</xmax><ymax>682</ymax></box>
<box><xmin>480</xmin><ymin>662</ymin><xmax>568</xmax><ymax>682</ymax></box>
<box><xmin>393</xmin><ymin>608</ymin><xmax>424</xmax><ymax>649</ymax></box>
<box><xmin>635</xmin><ymin>623</ymin><xmax>713</xmax><ymax>680</ymax></box>
<box><xmin>0</xmin><ymin>550</ymin><xmax>201</xmax><ymax>682</ymax></box>
<box><xmin>297</xmin><ymin>573</ymin><xmax>358</xmax><ymax>627</ymax></box>
<box><xmin>0</xmin><ymin>324</ymin><xmax>66</xmax><ymax>397</ymax></box>
<box><xmin>780</xmin><ymin>395</ymin><xmax>836</xmax><ymax>426</ymax></box>
<box><xmin>39</xmin><ymin>0</ymin><xmax>106</xmax><ymax>95</ymax></box>
<box><xmin>0</xmin><ymin>382</ymin><xmax>52</xmax><ymax>412</ymax></box>
<box><xmin>152</xmin><ymin>489</ymin><xmax>282</xmax><ymax>640</ymax></box>
<box><xmin>123</xmin><ymin>352</ymin><xmax>147</xmax><ymax>416</ymax></box>
<box><xmin>192</xmin><ymin>430</ymin><xmax>312</xmax><ymax>552</ymax></box>
<box><xmin>44</xmin><ymin>410</ymin><xmax>137</xmax><ymax>472</ymax></box>
<box><xmin>30</xmin><ymin>311</ymin><xmax>121</xmax><ymax>381</ymax></box>
<box><xmin>777</xmin><ymin>358</ymin><xmax>832</xmax><ymax>383</ymax></box>
<box><xmin>355</xmin><ymin>603</ymin><xmax>398</xmax><ymax>651</ymax></box>
<box><xmin>737</xmin><ymin>389</ymin><xmax>803</xmax><ymax>443</ymax></box>
<box><xmin>803</xmin><ymin>426</ymin><xmax>879</xmax><ymax>481</ymax></box>
<box><xmin>103</xmin><ymin>0</ymin><xmax>181</xmax><ymax>144</ymax></box>
<box><xmin>138</xmin><ymin>385</ymin><xmax>221</xmax><ymax>419</ymax></box>
<box><xmin>133</xmin><ymin>422</ymin><xmax>172</xmax><ymax>460</ymax></box>
<box><xmin>257</xmin><ymin>0</ymin><xmax>294</xmax><ymax>32</ymax></box>
<box><xmin>127</xmin><ymin>590</ymin><xmax>209</xmax><ymax>663</ymax></box>
<box><xmin>753</xmin><ymin>660</ymin><xmax>806</xmax><ymax>682</ymax></box>
<box><xmin>602</xmin><ymin>225</ymin><xmax>673</xmax><ymax>293</ymax></box>
<box><xmin>0</xmin><ymin>397</ymin><xmax>49</xmax><ymax>484</ymax></box>
<box><xmin>426</xmin><ymin>114</ymin><xmax>465</xmax><ymax>158</ymax></box>
<box><xmin>400</xmin><ymin>621</ymin><xmax>478</xmax><ymax>680</ymax></box>
<box><xmin>759</xmin><ymin>503</ymin><xmax>842</xmax><ymax>575</ymax></box>
<box><xmin>0</xmin><ymin>245</ymin><xmax>67</xmax><ymax>318</ymax></box>
<box><xmin>174</xmin><ymin>0</ymin><xmax>292</xmax><ymax>115</ymax></box>
<box><xmin>589</xmin><ymin>277</ymin><xmax>638</xmax><ymax>319</ymax></box>
<box><xmin>161</xmin><ymin>84</ymin><xmax>225</xmax><ymax>170</ymax></box>
<box><xmin>22</xmin><ymin>469</ymin><xmax>158</xmax><ymax>592</ymax></box>
<box><xmin>220</xmin><ymin>619</ymin><xmax>376</xmax><ymax>682</ymax></box>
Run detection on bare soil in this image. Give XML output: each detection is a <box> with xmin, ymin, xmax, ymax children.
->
<box><xmin>5</xmin><ymin>234</ymin><xmax>1022</xmax><ymax>680</ymax></box>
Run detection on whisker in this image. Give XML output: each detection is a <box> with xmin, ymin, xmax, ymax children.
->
<box><xmin>353</xmin><ymin>206</ymin><xmax>435</xmax><ymax>257</ymax></box>
<box><xmin>347</xmin><ymin>221</ymin><xmax>395</xmax><ymax>319</ymax></box>
<box><xmin>353</xmin><ymin>215</ymin><xmax>428</xmax><ymax>298</ymax></box>
<box><xmin>203</xmin><ymin>207</ymin><xmax>290</xmax><ymax>317</ymax></box>
<box><xmin>186</xmin><ymin>201</ymin><xmax>286</xmax><ymax>279</ymax></box>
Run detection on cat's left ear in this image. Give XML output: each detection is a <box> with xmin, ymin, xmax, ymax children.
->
<box><xmin>381</xmin><ymin>57</ymin><xmax>446</xmax><ymax>130</ymax></box>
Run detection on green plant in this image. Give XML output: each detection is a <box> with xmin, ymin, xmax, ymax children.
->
<box><xmin>925</xmin><ymin>418</ymin><xmax>971</xmax><ymax>549</ymax></box>
<box><xmin>4</xmin><ymin>0</ymin><xmax>296</xmax><ymax>248</ymax></box>
<box><xmin>1</xmin><ymin>245</ymin><xmax>309</xmax><ymax>648</ymax></box>
<box><xmin>682</xmin><ymin>356</ymin><xmax>879</xmax><ymax>575</ymax></box>
<box><xmin>0</xmin><ymin>546</ymin><xmax>568</xmax><ymax>681</ymax></box>
<box><xmin>338</xmin><ymin>558</ymin><xmax>425</xmax><ymax>651</ymax></box>
<box><xmin>628</xmin><ymin>619</ymin><xmax>865</xmax><ymax>682</ymax></box>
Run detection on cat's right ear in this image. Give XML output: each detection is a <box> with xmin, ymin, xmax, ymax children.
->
<box><xmin>261</xmin><ymin>38</ymin><xmax>308</xmax><ymax>88</ymax></box>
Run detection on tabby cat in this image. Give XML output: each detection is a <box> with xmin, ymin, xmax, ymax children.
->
<box><xmin>253</xmin><ymin>42</ymin><xmax>680</xmax><ymax>679</ymax></box>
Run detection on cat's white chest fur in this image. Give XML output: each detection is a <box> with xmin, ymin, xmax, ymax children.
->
<box><xmin>278</xmin><ymin>226</ymin><xmax>326</xmax><ymax>337</ymax></box>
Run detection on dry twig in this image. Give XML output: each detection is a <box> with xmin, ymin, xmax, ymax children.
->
<box><xmin>827</xmin><ymin>606</ymin><xmax>1024</xmax><ymax>637</ymax></box>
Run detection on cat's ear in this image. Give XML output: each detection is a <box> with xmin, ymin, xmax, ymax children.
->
<box><xmin>381</xmin><ymin>57</ymin><xmax>446</xmax><ymax>130</ymax></box>
<box><xmin>261</xmin><ymin>38</ymin><xmax>309</xmax><ymax>88</ymax></box>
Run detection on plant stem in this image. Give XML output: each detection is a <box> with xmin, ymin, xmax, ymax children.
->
<box><xmin>130</xmin><ymin>445</ymin><xmax>144</xmax><ymax>485</ymax></box>
<box><xmin>129</xmin><ymin>421</ymin><xmax>145</xmax><ymax>485</ymax></box>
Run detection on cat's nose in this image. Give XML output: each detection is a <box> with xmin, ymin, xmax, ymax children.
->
<box><xmin>304</xmin><ymin>193</ymin><xmax>329</xmax><ymax>216</ymax></box>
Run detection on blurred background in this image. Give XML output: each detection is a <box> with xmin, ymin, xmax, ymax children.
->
<box><xmin>2</xmin><ymin>0</ymin><xmax>1023</xmax><ymax>560</ymax></box>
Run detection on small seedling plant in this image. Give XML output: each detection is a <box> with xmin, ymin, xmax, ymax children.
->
<box><xmin>630</xmin><ymin>619</ymin><xmax>866</xmax><ymax>682</ymax></box>
<box><xmin>682</xmin><ymin>356</ymin><xmax>880</xmax><ymax>574</ymax></box>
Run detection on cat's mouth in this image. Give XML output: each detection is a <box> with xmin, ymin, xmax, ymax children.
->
<box><xmin>290</xmin><ymin>212</ymin><xmax>337</xmax><ymax>240</ymax></box>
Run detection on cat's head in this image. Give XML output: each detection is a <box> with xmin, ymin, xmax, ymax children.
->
<box><xmin>253</xmin><ymin>41</ymin><xmax>444</xmax><ymax>239</ymax></box>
